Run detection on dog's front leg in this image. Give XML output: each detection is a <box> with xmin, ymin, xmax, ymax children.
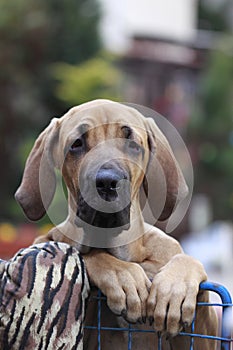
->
<box><xmin>83</xmin><ymin>249</ymin><xmax>151</xmax><ymax>323</ymax></box>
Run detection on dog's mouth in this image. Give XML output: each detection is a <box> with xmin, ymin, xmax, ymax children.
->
<box><xmin>76</xmin><ymin>196</ymin><xmax>131</xmax><ymax>233</ymax></box>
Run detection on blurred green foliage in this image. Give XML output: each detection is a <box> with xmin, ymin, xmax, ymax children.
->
<box><xmin>189</xmin><ymin>37</ymin><xmax>233</xmax><ymax>219</ymax></box>
<box><xmin>52</xmin><ymin>54</ymin><xmax>122</xmax><ymax>106</ymax></box>
<box><xmin>198</xmin><ymin>1</ymin><xmax>230</xmax><ymax>32</ymax></box>
<box><xmin>0</xmin><ymin>0</ymin><xmax>121</xmax><ymax>222</ymax></box>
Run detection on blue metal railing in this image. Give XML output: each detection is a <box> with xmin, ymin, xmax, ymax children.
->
<box><xmin>84</xmin><ymin>281</ymin><xmax>233</xmax><ymax>350</ymax></box>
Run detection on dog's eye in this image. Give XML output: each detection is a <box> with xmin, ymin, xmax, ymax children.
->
<box><xmin>128</xmin><ymin>140</ymin><xmax>142</xmax><ymax>153</ymax></box>
<box><xmin>122</xmin><ymin>125</ymin><xmax>132</xmax><ymax>139</ymax></box>
<box><xmin>70</xmin><ymin>138</ymin><xmax>83</xmax><ymax>151</ymax></box>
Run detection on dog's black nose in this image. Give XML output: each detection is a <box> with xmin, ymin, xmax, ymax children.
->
<box><xmin>96</xmin><ymin>168</ymin><xmax>125</xmax><ymax>201</ymax></box>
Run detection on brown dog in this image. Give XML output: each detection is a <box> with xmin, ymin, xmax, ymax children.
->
<box><xmin>15</xmin><ymin>100</ymin><xmax>217</xmax><ymax>349</ymax></box>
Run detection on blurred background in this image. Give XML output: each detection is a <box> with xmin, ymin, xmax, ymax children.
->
<box><xmin>0</xmin><ymin>0</ymin><xmax>232</xmax><ymax>292</ymax></box>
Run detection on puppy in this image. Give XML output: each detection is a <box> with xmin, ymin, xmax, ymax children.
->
<box><xmin>15</xmin><ymin>100</ymin><xmax>217</xmax><ymax>349</ymax></box>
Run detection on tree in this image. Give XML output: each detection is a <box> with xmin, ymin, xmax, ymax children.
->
<box><xmin>198</xmin><ymin>1</ymin><xmax>229</xmax><ymax>32</ymax></box>
<box><xmin>188</xmin><ymin>37</ymin><xmax>233</xmax><ymax>220</ymax></box>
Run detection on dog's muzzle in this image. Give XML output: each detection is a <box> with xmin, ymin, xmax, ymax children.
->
<box><xmin>76</xmin><ymin>166</ymin><xmax>131</xmax><ymax>233</ymax></box>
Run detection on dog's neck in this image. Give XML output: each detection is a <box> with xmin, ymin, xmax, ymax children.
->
<box><xmin>57</xmin><ymin>200</ymin><xmax>146</xmax><ymax>260</ymax></box>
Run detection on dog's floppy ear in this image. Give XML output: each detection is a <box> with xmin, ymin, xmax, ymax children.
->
<box><xmin>15</xmin><ymin>118</ymin><xmax>60</xmax><ymax>221</ymax></box>
<box><xmin>143</xmin><ymin>117</ymin><xmax>188</xmax><ymax>221</ymax></box>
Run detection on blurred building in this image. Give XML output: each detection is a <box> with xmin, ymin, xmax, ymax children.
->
<box><xmin>120</xmin><ymin>34</ymin><xmax>205</xmax><ymax>131</ymax></box>
<box><xmin>99</xmin><ymin>0</ymin><xmax>197</xmax><ymax>53</ymax></box>
<box><xmin>98</xmin><ymin>0</ymin><xmax>225</xmax><ymax>132</ymax></box>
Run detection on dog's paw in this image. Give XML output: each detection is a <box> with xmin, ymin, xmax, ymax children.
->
<box><xmin>83</xmin><ymin>251</ymin><xmax>151</xmax><ymax>323</ymax></box>
<box><xmin>104</xmin><ymin>262</ymin><xmax>151</xmax><ymax>323</ymax></box>
<box><xmin>147</xmin><ymin>254</ymin><xmax>206</xmax><ymax>336</ymax></box>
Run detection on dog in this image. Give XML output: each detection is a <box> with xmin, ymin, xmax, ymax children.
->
<box><xmin>15</xmin><ymin>99</ymin><xmax>217</xmax><ymax>349</ymax></box>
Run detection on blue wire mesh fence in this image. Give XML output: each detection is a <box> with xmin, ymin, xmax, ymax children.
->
<box><xmin>84</xmin><ymin>281</ymin><xmax>233</xmax><ymax>350</ymax></box>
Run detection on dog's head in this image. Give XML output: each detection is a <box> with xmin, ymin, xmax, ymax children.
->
<box><xmin>15</xmin><ymin>100</ymin><xmax>188</xmax><ymax>235</ymax></box>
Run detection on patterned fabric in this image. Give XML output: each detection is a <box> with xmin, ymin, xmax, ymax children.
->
<box><xmin>0</xmin><ymin>242</ymin><xmax>90</xmax><ymax>350</ymax></box>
